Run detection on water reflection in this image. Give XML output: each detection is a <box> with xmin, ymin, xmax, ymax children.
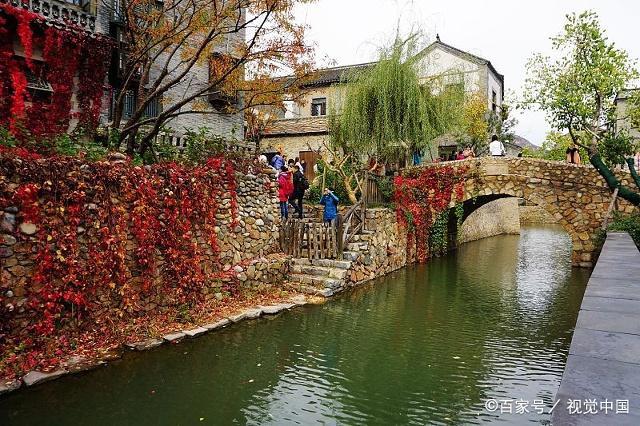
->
<box><xmin>0</xmin><ymin>226</ymin><xmax>589</xmax><ymax>425</ymax></box>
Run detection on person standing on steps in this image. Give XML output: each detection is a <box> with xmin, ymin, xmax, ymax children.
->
<box><xmin>320</xmin><ymin>188</ymin><xmax>339</xmax><ymax>225</ymax></box>
<box><xmin>489</xmin><ymin>135</ymin><xmax>506</xmax><ymax>157</ymax></box>
<box><xmin>277</xmin><ymin>165</ymin><xmax>293</xmax><ymax>219</ymax></box>
<box><xmin>290</xmin><ymin>165</ymin><xmax>308</xmax><ymax>219</ymax></box>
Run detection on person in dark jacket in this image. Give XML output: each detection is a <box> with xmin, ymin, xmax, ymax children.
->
<box><xmin>320</xmin><ymin>188</ymin><xmax>339</xmax><ymax>224</ymax></box>
<box><xmin>289</xmin><ymin>165</ymin><xmax>305</xmax><ymax>218</ymax></box>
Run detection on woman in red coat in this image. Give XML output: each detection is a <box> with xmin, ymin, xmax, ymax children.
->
<box><xmin>277</xmin><ymin>166</ymin><xmax>293</xmax><ymax>219</ymax></box>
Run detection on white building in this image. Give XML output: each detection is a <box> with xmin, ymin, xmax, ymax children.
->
<box><xmin>416</xmin><ymin>35</ymin><xmax>504</xmax><ymax>114</ymax></box>
<box><xmin>262</xmin><ymin>37</ymin><xmax>505</xmax><ymax>169</ymax></box>
<box><xmin>615</xmin><ymin>89</ymin><xmax>640</xmax><ymax>143</ymax></box>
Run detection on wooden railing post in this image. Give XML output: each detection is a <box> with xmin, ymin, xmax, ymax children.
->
<box><xmin>336</xmin><ymin>214</ymin><xmax>344</xmax><ymax>256</ymax></box>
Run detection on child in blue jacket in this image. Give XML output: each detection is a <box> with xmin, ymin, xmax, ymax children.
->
<box><xmin>320</xmin><ymin>188</ymin><xmax>339</xmax><ymax>224</ymax></box>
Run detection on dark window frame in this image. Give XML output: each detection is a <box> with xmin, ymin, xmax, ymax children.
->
<box><xmin>491</xmin><ymin>90</ymin><xmax>498</xmax><ymax>113</ymax></box>
<box><xmin>311</xmin><ymin>97</ymin><xmax>327</xmax><ymax>116</ymax></box>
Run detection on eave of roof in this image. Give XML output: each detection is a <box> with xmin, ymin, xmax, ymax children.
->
<box><xmin>276</xmin><ymin>39</ymin><xmax>505</xmax><ymax>93</ymax></box>
<box><xmin>616</xmin><ymin>88</ymin><xmax>640</xmax><ymax>102</ymax></box>
<box><xmin>297</xmin><ymin>62</ymin><xmax>376</xmax><ymax>88</ymax></box>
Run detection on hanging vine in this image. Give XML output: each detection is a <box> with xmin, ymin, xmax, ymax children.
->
<box><xmin>394</xmin><ymin>165</ymin><xmax>467</xmax><ymax>261</ymax></box>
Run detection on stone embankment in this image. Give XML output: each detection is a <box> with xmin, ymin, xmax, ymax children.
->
<box><xmin>553</xmin><ymin>232</ymin><xmax>640</xmax><ymax>425</ymax></box>
<box><xmin>0</xmin><ymin>155</ymin><xmax>295</xmax><ymax>393</ymax></box>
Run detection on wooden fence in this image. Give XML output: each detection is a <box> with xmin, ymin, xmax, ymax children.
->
<box><xmin>279</xmin><ymin>219</ymin><xmax>340</xmax><ymax>260</ymax></box>
<box><xmin>362</xmin><ymin>178</ymin><xmax>385</xmax><ymax>205</ymax></box>
<box><xmin>279</xmin><ymin>201</ymin><xmax>367</xmax><ymax>260</ymax></box>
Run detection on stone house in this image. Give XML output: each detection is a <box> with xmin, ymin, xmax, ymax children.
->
<box><xmin>105</xmin><ymin>0</ymin><xmax>245</xmax><ymax>142</ymax></box>
<box><xmin>0</xmin><ymin>0</ymin><xmax>111</xmax><ymax>133</ymax></box>
<box><xmin>0</xmin><ymin>0</ymin><xmax>243</xmax><ymax>142</ymax></box>
<box><xmin>260</xmin><ymin>36</ymin><xmax>505</xmax><ymax>168</ymax></box>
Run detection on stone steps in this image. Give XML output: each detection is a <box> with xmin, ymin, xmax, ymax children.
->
<box><xmin>342</xmin><ymin>251</ymin><xmax>359</xmax><ymax>261</ymax></box>
<box><xmin>285</xmin><ymin>221</ymin><xmax>370</xmax><ymax>297</ymax></box>
<box><xmin>346</xmin><ymin>242</ymin><xmax>368</xmax><ymax>252</ymax></box>
<box><xmin>291</xmin><ymin>258</ymin><xmax>352</xmax><ymax>270</ymax></box>
<box><xmin>291</xmin><ymin>264</ymin><xmax>349</xmax><ymax>280</ymax></box>
<box><xmin>284</xmin><ymin>282</ymin><xmax>334</xmax><ymax>297</ymax></box>
<box><xmin>288</xmin><ymin>273</ymin><xmax>343</xmax><ymax>289</ymax></box>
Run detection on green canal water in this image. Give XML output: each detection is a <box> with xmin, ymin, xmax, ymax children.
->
<box><xmin>0</xmin><ymin>225</ymin><xmax>590</xmax><ymax>425</ymax></box>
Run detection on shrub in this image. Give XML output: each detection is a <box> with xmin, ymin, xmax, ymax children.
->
<box><xmin>608</xmin><ymin>211</ymin><xmax>640</xmax><ymax>248</ymax></box>
<box><xmin>183</xmin><ymin>128</ymin><xmax>227</xmax><ymax>165</ymax></box>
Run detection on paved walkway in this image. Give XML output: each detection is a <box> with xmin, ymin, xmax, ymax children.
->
<box><xmin>553</xmin><ymin>232</ymin><xmax>640</xmax><ymax>425</ymax></box>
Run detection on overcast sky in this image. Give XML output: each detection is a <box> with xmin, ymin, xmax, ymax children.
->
<box><xmin>292</xmin><ymin>0</ymin><xmax>640</xmax><ymax>145</ymax></box>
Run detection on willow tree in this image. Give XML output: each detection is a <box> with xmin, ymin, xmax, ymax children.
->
<box><xmin>523</xmin><ymin>11</ymin><xmax>640</xmax><ymax>206</ymax></box>
<box><xmin>322</xmin><ymin>36</ymin><xmax>463</xmax><ymax>203</ymax></box>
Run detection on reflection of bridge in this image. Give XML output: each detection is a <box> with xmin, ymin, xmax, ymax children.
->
<box><xmin>417</xmin><ymin>157</ymin><xmax>637</xmax><ymax>267</ymax></box>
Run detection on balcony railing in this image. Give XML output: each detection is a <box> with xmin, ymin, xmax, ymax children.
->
<box><xmin>0</xmin><ymin>0</ymin><xmax>97</xmax><ymax>33</ymax></box>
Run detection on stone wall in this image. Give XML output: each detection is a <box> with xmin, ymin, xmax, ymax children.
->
<box><xmin>459</xmin><ymin>198</ymin><xmax>520</xmax><ymax>244</ymax></box>
<box><xmin>346</xmin><ymin>209</ymin><xmax>410</xmax><ymax>284</ymax></box>
<box><xmin>519</xmin><ymin>205</ymin><xmax>558</xmax><ymax>225</ymax></box>
<box><xmin>0</xmin><ymin>155</ymin><xmax>287</xmax><ymax>362</ymax></box>
<box><xmin>261</xmin><ymin>134</ymin><xmax>328</xmax><ymax>160</ymax></box>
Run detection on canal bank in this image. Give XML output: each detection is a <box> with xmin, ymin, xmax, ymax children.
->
<box><xmin>0</xmin><ymin>226</ymin><xmax>590</xmax><ymax>424</ymax></box>
<box><xmin>552</xmin><ymin>232</ymin><xmax>640</xmax><ymax>425</ymax></box>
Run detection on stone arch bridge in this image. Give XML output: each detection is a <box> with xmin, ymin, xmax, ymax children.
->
<box><xmin>416</xmin><ymin>157</ymin><xmax>637</xmax><ymax>267</ymax></box>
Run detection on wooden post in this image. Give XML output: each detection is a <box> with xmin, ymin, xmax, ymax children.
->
<box><xmin>602</xmin><ymin>187</ymin><xmax>620</xmax><ymax>231</ymax></box>
<box><xmin>321</xmin><ymin>163</ymin><xmax>327</xmax><ymax>193</ymax></box>
<box><xmin>336</xmin><ymin>214</ymin><xmax>344</xmax><ymax>256</ymax></box>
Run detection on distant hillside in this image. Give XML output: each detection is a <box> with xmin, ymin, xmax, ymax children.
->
<box><xmin>511</xmin><ymin>135</ymin><xmax>538</xmax><ymax>149</ymax></box>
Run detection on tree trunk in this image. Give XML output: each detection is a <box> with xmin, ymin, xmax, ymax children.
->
<box><xmin>589</xmin><ymin>154</ymin><xmax>640</xmax><ymax>206</ymax></box>
<box><xmin>342</xmin><ymin>176</ymin><xmax>358</xmax><ymax>204</ymax></box>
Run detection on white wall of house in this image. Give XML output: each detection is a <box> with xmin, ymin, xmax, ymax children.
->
<box><xmin>486</xmin><ymin>69</ymin><xmax>503</xmax><ymax>112</ymax></box>
<box><xmin>417</xmin><ymin>46</ymin><xmax>482</xmax><ymax>93</ymax></box>
<box><xmin>616</xmin><ymin>97</ymin><xmax>640</xmax><ymax>141</ymax></box>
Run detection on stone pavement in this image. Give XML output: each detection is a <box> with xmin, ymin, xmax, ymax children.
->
<box><xmin>552</xmin><ymin>232</ymin><xmax>640</xmax><ymax>425</ymax></box>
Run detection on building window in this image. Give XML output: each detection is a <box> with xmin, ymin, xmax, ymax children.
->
<box><xmin>122</xmin><ymin>90</ymin><xmax>136</xmax><ymax>119</ymax></box>
<box><xmin>109</xmin><ymin>89</ymin><xmax>136</xmax><ymax>120</ymax></box>
<box><xmin>492</xmin><ymin>90</ymin><xmax>497</xmax><ymax>113</ymax></box>
<box><xmin>143</xmin><ymin>96</ymin><xmax>161</xmax><ymax>118</ymax></box>
<box><xmin>23</xmin><ymin>60</ymin><xmax>53</xmax><ymax>103</ymax></box>
<box><xmin>311</xmin><ymin>97</ymin><xmax>326</xmax><ymax>116</ymax></box>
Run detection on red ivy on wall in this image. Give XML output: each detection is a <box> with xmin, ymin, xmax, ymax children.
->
<box><xmin>0</xmin><ymin>151</ymin><xmax>242</xmax><ymax>371</ymax></box>
<box><xmin>0</xmin><ymin>4</ymin><xmax>112</xmax><ymax>141</ymax></box>
<box><xmin>394</xmin><ymin>165</ymin><xmax>467</xmax><ymax>262</ymax></box>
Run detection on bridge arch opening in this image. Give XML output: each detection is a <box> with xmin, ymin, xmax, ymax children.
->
<box><xmin>440</xmin><ymin>193</ymin><xmax>592</xmax><ymax>267</ymax></box>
